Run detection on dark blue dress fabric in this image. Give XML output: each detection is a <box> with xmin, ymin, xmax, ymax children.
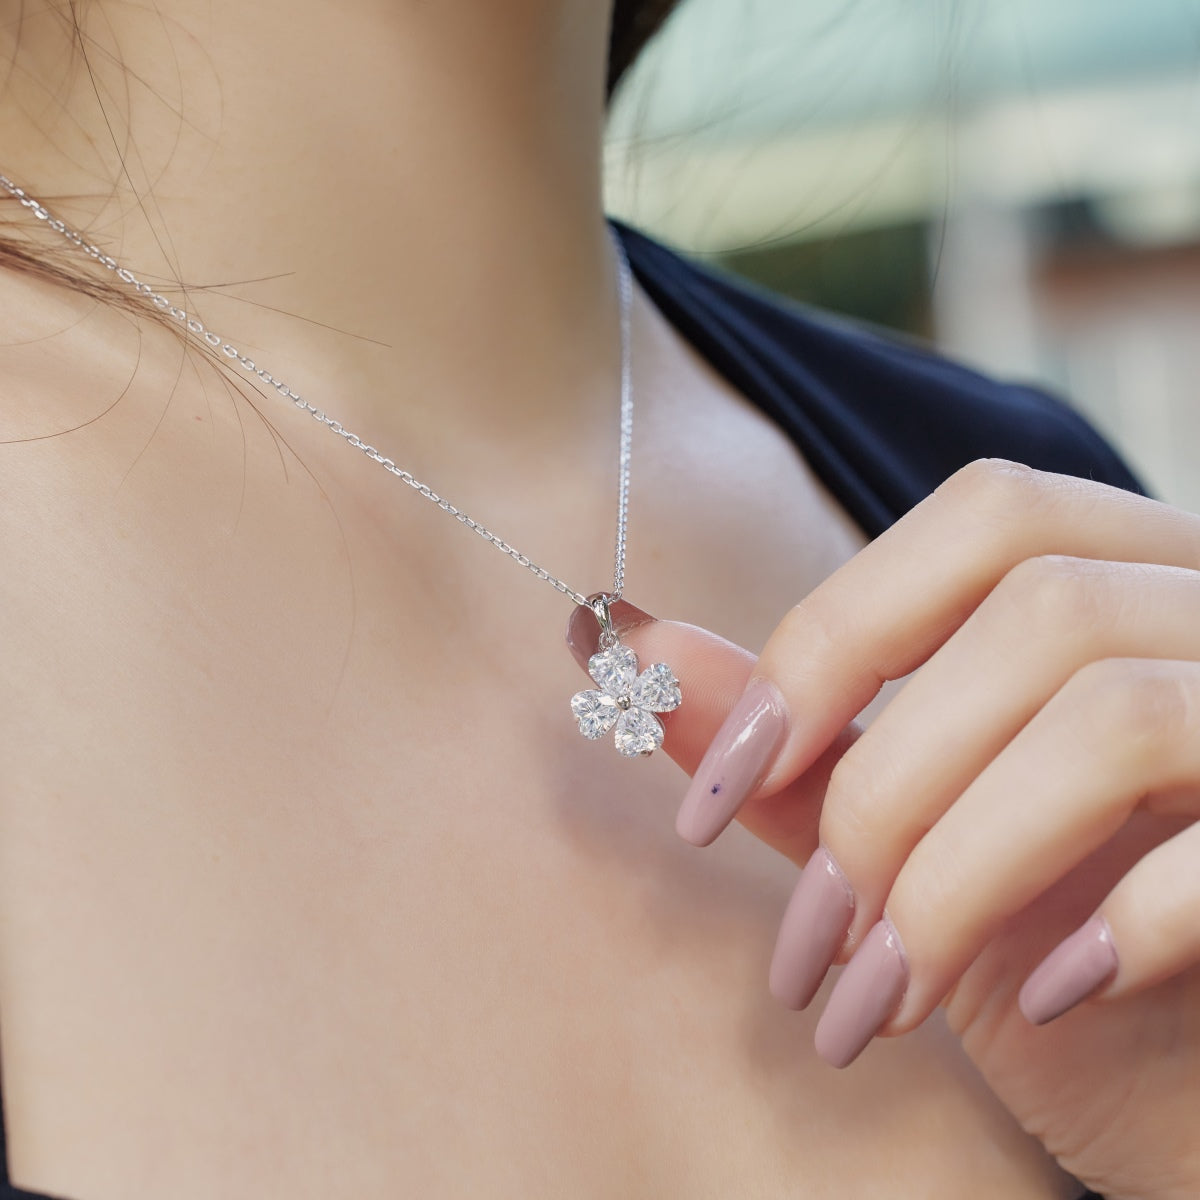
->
<box><xmin>1</xmin><ymin>214</ymin><xmax>1142</xmax><ymax>1198</ymax></box>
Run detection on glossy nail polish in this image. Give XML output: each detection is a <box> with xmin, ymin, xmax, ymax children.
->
<box><xmin>814</xmin><ymin>917</ymin><xmax>908</xmax><ymax>1069</ymax></box>
<box><xmin>1018</xmin><ymin>915</ymin><xmax>1118</xmax><ymax>1026</ymax></box>
<box><xmin>769</xmin><ymin>846</ymin><xmax>856</xmax><ymax>1010</ymax></box>
<box><xmin>565</xmin><ymin>598</ymin><xmax>652</xmax><ymax>668</ymax></box>
<box><xmin>675</xmin><ymin>679</ymin><xmax>788</xmax><ymax>846</ymax></box>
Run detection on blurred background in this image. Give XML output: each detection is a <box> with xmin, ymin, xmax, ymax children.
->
<box><xmin>603</xmin><ymin>0</ymin><xmax>1200</xmax><ymax>510</ymax></box>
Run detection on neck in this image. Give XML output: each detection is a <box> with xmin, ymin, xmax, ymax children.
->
<box><xmin>2</xmin><ymin>0</ymin><xmax>624</xmax><ymax>449</ymax></box>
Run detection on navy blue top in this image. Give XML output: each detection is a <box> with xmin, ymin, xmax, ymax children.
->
<box><xmin>1</xmin><ymin>215</ymin><xmax>1137</xmax><ymax>1198</ymax></box>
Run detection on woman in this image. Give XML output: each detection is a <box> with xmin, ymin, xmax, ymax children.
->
<box><xmin>0</xmin><ymin>1</ymin><xmax>1192</xmax><ymax>1197</ymax></box>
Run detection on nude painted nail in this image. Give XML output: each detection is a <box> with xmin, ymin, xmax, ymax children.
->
<box><xmin>814</xmin><ymin>917</ymin><xmax>908</xmax><ymax>1069</ymax></box>
<box><xmin>769</xmin><ymin>847</ymin><xmax>856</xmax><ymax>1010</ymax></box>
<box><xmin>1018</xmin><ymin>915</ymin><xmax>1118</xmax><ymax>1026</ymax></box>
<box><xmin>675</xmin><ymin>679</ymin><xmax>788</xmax><ymax>846</ymax></box>
<box><xmin>564</xmin><ymin>598</ymin><xmax>652</xmax><ymax>668</ymax></box>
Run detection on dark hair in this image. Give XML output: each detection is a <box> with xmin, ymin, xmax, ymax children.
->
<box><xmin>608</xmin><ymin>0</ymin><xmax>685</xmax><ymax>101</ymax></box>
<box><xmin>0</xmin><ymin>0</ymin><xmax>686</xmax><ymax>314</ymax></box>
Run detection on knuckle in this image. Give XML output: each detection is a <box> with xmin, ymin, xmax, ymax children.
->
<box><xmin>774</xmin><ymin>596</ymin><xmax>840</xmax><ymax>673</ymax></box>
<box><xmin>996</xmin><ymin>554</ymin><xmax>1115</xmax><ymax>639</ymax></box>
<box><xmin>934</xmin><ymin>457</ymin><xmax>1046</xmax><ymax>525</ymax></box>
<box><xmin>823</xmin><ymin>760</ymin><xmax>882</xmax><ymax>848</ymax></box>
<box><xmin>889</xmin><ymin>843</ymin><xmax>968</xmax><ymax>956</ymax></box>
<box><xmin>822</xmin><ymin>728</ymin><xmax>917</xmax><ymax>858</ymax></box>
<box><xmin>1067</xmin><ymin>658</ymin><xmax>1199</xmax><ymax>760</ymax></box>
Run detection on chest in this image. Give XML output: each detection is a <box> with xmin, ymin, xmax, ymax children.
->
<box><xmin>0</xmin><ymin>307</ymin><xmax>898</xmax><ymax>1189</ymax></box>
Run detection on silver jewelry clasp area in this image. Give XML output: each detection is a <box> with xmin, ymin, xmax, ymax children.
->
<box><xmin>588</xmin><ymin>592</ymin><xmax>619</xmax><ymax>651</ymax></box>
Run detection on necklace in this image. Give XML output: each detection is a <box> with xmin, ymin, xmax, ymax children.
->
<box><xmin>0</xmin><ymin>173</ymin><xmax>683</xmax><ymax>758</ymax></box>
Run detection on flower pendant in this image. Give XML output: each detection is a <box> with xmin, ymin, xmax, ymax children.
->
<box><xmin>571</xmin><ymin>640</ymin><xmax>682</xmax><ymax>757</ymax></box>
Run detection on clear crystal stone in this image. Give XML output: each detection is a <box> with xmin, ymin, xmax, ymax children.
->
<box><xmin>630</xmin><ymin>663</ymin><xmax>682</xmax><ymax>713</ymax></box>
<box><xmin>614</xmin><ymin>707</ymin><xmax>665</xmax><ymax>757</ymax></box>
<box><xmin>571</xmin><ymin>690</ymin><xmax>621</xmax><ymax>739</ymax></box>
<box><xmin>572</xmin><ymin>636</ymin><xmax>682</xmax><ymax>758</ymax></box>
<box><xmin>588</xmin><ymin>644</ymin><xmax>638</xmax><ymax>697</ymax></box>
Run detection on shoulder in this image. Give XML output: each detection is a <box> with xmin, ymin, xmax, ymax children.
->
<box><xmin>611</xmin><ymin>217</ymin><xmax>1153</xmax><ymax>532</ymax></box>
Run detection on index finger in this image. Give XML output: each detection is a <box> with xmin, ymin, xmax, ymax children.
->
<box><xmin>565</xmin><ymin>600</ymin><xmax>861</xmax><ymax>866</ymax></box>
<box><xmin>675</xmin><ymin>457</ymin><xmax>1196</xmax><ymax>846</ymax></box>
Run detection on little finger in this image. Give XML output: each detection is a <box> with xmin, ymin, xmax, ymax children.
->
<box><xmin>1019</xmin><ymin>816</ymin><xmax>1200</xmax><ymax>1023</ymax></box>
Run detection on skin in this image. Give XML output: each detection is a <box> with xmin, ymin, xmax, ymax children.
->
<box><xmin>0</xmin><ymin>1</ymin><xmax>1149</xmax><ymax>1197</ymax></box>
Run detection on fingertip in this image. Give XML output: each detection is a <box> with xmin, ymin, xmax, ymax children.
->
<box><xmin>767</xmin><ymin>847</ymin><xmax>856</xmax><ymax>1010</ymax></box>
<box><xmin>565</xmin><ymin>604</ymin><xmax>597</xmax><ymax>669</ymax></box>
<box><xmin>813</xmin><ymin>918</ymin><xmax>909</xmax><ymax>1068</ymax></box>
<box><xmin>672</xmin><ymin>678</ymin><xmax>789</xmax><ymax>847</ymax></box>
<box><xmin>674</xmin><ymin>799</ymin><xmax>721</xmax><ymax>847</ymax></box>
<box><xmin>1018</xmin><ymin>914</ymin><xmax>1118</xmax><ymax>1026</ymax></box>
<box><xmin>564</xmin><ymin>597</ymin><xmax>655</xmax><ymax>671</ymax></box>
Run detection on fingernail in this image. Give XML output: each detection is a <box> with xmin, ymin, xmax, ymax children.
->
<box><xmin>674</xmin><ymin>679</ymin><xmax>788</xmax><ymax>846</ymax></box>
<box><xmin>814</xmin><ymin>917</ymin><xmax>908</xmax><ymax>1069</ymax></box>
<box><xmin>769</xmin><ymin>846</ymin><xmax>856</xmax><ymax>1010</ymax></box>
<box><xmin>565</xmin><ymin>598</ymin><xmax>653</xmax><ymax>669</ymax></box>
<box><xmin>1018</xmin><ymin>915</ymin><xmax>1118</xmax><ymax>1026</ymax></box>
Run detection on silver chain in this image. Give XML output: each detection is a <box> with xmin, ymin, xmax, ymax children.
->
<box><xmin>0</xmin><ymin>172</ymin><xmax>635</xmax><ymax>610</ymax></box>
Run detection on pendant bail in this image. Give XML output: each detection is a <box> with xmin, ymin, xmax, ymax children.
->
<box><xmin>588</xmin><ymin>592</ymin><xmax>619</xmax><ymax>651</ymax></box>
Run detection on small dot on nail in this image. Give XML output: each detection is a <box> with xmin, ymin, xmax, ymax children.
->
<box><xmin>710</xmin><ymin>784</ymin><xmax>721</xmax><ymax>795</ymax></box>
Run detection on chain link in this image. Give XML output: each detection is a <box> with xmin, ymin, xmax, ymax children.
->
<box><xmin>0</xmin><ymin>173</ymin><xmax>635</xmax><ymax>611</ymax></box>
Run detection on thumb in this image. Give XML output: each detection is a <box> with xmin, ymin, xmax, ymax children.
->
<box><xmin>565</xmin><ymin>599</ymin><xmax>860</xmax><ymax>867</ymax></box>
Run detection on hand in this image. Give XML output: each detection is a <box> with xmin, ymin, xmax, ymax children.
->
<box><xmin>566</xmin><ymin>458</ymin><xmax>1200</xmax><ymax>1200</ymax></box>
